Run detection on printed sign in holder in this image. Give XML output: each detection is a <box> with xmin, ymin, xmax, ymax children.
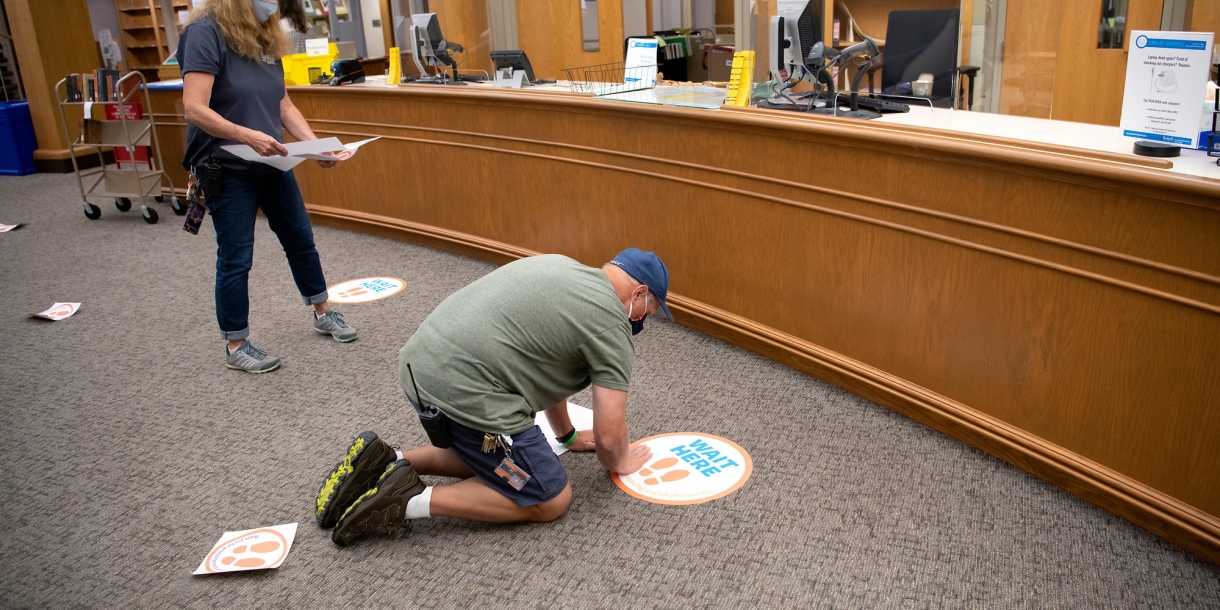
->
<box><xmin>327</xmin><ymin>277</ymin><xmax>407</xmax><ymax>304</ymax></box>
<box><xmin>613</xmin><ymin>433</ymin><xmax>752</xmax><ymax>505</ymax></box>
<box><xmin>1119</xmin><ymin>31</ymin><xmax>1215</xmax><ymax>150</ymax></box>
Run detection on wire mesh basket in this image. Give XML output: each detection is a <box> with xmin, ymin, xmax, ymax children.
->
<box><xmin>562</xmin><ymin>62</ymin><xmax>659</xmax><ymax>96</ymax></box>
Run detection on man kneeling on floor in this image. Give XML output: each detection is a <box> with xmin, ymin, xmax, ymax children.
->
<box><xmin>315</xmin><ymin>248</ymin><xmax>673</xmax><ymax>546</ymax></box>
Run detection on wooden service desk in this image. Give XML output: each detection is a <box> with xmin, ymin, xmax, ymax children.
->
<box><xmin>149</xmin><ymin>85</ymin><xmax>1220</xmax><ymax>563</ymax></box>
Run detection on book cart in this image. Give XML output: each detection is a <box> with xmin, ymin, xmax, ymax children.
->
<box><xmin>54</xmin><ymin>71</ymin><xmax>183</xmax><ymax>224</ymax></box>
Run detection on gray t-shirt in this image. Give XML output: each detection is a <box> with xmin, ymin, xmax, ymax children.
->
<box><xmin>178</xmin><ymin>17</ymin><xmax>285</xmax><ymax>176</ymax></box>
<box><xmin>398</xmin><ymin>255</ymin><xmax>634</xmax><ymax>435</ymax></box>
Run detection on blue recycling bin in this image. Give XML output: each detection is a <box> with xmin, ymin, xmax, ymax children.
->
<box><xmin>0</xmin><ymin>101</ymin><xmax>38</xmax><ymax>176</ymax></box>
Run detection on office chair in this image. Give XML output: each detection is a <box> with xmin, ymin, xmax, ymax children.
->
<box><xmin>876</xmin><ymin>9</ymin><xmax>979</xmax><ymax>109</ymax></box>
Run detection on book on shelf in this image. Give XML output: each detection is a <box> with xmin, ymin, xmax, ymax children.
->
<box><xmin>84</xmin><ymin>74</ymin><xmax>95</xmax><ymax>101</ymax></box>
<box><xmin>80</xmin><ymin>119</ymin><xmax>104</xmax><ymax>144</ymax></box>
<box><xmin>65</xmin><ymin>74</ymin><xmax>83</xmax><ymax>102</ymax></box>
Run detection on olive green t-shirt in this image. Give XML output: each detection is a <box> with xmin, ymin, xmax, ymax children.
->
<box><xmin>397</xmin><ymin>254</ymin><xmax>633</xmax><ymax>435</ymax></box>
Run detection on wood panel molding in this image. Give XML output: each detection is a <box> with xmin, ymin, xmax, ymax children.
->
<box><xmin>306</xmin><ymin>202</ymin><xmax>1220</xmax><ymax>565</ymax></box>
<box><xmin>298</xmin><ymin>121</ymin><xmax>1220</xmax><ymax>310</ymax></box>
<box><xmin>289</xmin><ymin>87</ymin><xmax>1220</xmax><ymax>205</ymax></box>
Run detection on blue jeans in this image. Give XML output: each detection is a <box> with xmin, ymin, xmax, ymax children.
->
<box><xmin>206</xmin><ymin>170</ymin><xmax>328</xmax><ymax>340</ymax></box>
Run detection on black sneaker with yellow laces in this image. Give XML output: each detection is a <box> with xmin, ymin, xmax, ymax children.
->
<box><xmin>332</xmin><ymin>459</ymin><xmax>426</xmax><ymax>547</ymax></box>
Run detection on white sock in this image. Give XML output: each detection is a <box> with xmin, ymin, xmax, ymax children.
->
<box><xmin>395</xmin><ymin>450</ymin><xmax>405</xmax><ymax>461</ymax></box>
<box><xmin>227</xmin><ymin>342</ymin><xmax>244</xmax><ymax>355</ymax></box>
<box><xmin>405</xmin><ymin>486</ymin><xmax>432</xmax><ymax>520</ymax></box>
<box><xmin>315</xmin><ymin>311</ymin><xmax>326</xmax><ymax>319</ymax></box>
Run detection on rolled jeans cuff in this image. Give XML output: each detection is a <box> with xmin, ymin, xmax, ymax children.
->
<box><xmin>303</xmin><ymin>290</ymin><xmax>329</xmax><ymax>305</ymax></box>
<box><xmin>220</xmin><ymin>327</ymin><xmax>250</xmax><ymax>341</ymax></box>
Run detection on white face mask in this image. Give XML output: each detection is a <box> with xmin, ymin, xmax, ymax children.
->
<box><xmin>252</xmin><ymin>0</ymin><xmax>277</xmax><ymax>22</ymax></box>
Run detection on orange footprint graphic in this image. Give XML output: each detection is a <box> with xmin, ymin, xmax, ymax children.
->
<box><xmin>220</xmin><ymin>540</ymin><xmax>281</xmax><ymax>568</ymax></box>
<box><xmin>337</xmin><ymin>286</ymin><xmax>369</xmax><ymax>299</ymax></box>
<box><xmin>638</xmin><ymin>457</ymin><xmax>691</xmax><ymax>486</ymax></box>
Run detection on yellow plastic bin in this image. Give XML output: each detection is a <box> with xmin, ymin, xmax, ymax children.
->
<box><xmin>282</xmin><ymin>43</ymin><xmax>338</xmax><ymax>86</ymax></box>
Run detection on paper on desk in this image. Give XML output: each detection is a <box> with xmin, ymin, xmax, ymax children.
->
<box><xmin>221</xmin><ymin>137</ymin><xmax>378</xmax><ymax>170</ymax></box>
<box><xmin>535</xmin><ymin>402</ymin><xmax>594</xmax><ymax>456</ymax></box>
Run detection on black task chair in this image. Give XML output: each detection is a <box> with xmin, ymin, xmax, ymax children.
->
<box><xmin>879</xmin><ymin>9</ymin><xmax>979</xmax><ymax>109</ymax></box>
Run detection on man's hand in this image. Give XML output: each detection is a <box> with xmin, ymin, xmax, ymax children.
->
<box><xmin>567</xmin><ymin>429</ymin><xmax>596</xmax><ymax>452</ymax></box>
<box><xmin>243</xmin><ymin>129</ymin><xmax>288</xmax><ymax>157</ymax></box>
<box><xmin>617</xmin><ymin>443</ymin><xmax>653</xmax><ymax>474</ymax></box>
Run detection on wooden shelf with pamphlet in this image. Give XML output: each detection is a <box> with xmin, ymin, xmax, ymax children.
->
<box><xmin>55</xmin><ymin>70</ymin><xmax>182</xmax><ymax>224</ymax></box>
<box><xmin>114</xmin><ymin>0</ymin><xmax>191</xmax><ymax>79</ymax></box>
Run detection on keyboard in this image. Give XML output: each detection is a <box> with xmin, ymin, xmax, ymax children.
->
<box><xmin>838</xmin><ymin>94</ymin><xmax>910</xmax><ymax>114</ymax></box>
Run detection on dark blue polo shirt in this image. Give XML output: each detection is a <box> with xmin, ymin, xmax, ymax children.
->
<box><xmin>178</xmin><ymin>17</ymin><xmax>285</xmax><ymax>175</ymax></box>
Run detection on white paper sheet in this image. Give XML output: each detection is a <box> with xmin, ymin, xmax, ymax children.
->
<box><xmin>0</xmin><ymin>222</ymin><xmax>22</xmax><ymax>232</ymax></box>
<box><xmin>193</xmin><ymin>522</ymin><xmax>297</xmax><ymax>575</ymax></box>
<box><xmin>32</xmin><ymin>302</ymin><xmax>80</xmax><ymax>321</ymax></box>
<box><xmin>220</xmin><ymin>137</ymin><xmax>378</xmax><ymax>170</ymax></box>
<box><xmin>292</xmin><ymin>137</ymin><xmax>381</xmax><ymax>161</ymax></box>
<box><xmin>535</xmin><ymin>402</ymin><xmax>594</xmax><ymax>455</ymax></box>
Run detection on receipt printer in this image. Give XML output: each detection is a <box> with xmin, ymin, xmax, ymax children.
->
<box><xmin>329</xmin><ymin>59</ymin><xmax>365</xmax><ymax>86</ymax></box>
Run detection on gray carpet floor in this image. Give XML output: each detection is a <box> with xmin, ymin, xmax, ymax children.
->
<box><xmin>1</xmin><ymin>173</ymin><xmax>1218</xmax><ymax>609</ymax></box>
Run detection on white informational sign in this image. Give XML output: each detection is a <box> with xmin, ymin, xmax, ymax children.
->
<box><xmin>193</xmin><ymin>523</ymin><xmax>297</xmax><ymax>575</ymax></box>
<box><xmin>221</xmin><ymin>137</ymin><xmax>380</xmax><ymax>171</ymax></box>
<box><xmin>305</xmin><ymin>38</ymin><xmax>330</xmax><ymax>57</ymax></box>
<box><xmin>327</xmin><ymin>276</ymin><xmax>407</xmax><ymax>304</ymax></box>
<box><xmin>612</xmin><ymin>433</ymin><xmax>752</xmax><ymax>505</ymax></box>
<box><xmin>32</xmin><ymin>303</ymin><xmax>81</xmax><ymax>321</ymax></box>
<box><xmin>534</xmin><ymin>403</ymin><xmax>594</xmax><ymax>455</ymax></box>
<box><xmin>0</xmin><ymin>222</ymin><xmax>22</xmax><ymax>232</ymax></box>
<box><xmin>1119</xmin><ymin>30</ymin><xmax>1215</xmax><ymax>147</ymax></box>
<box><xmin>493</xmin><ymin>68</ymin><xmax>526</xmax><ymax>89</ymax></box>
<box><xmin>592</xmin><ymin>39</ymin><xmax>658</xmax><ymax>96</ymax></box>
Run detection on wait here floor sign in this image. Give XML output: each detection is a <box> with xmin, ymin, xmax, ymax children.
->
<box><xmin>613</xmin><ymin>433</ymin><xmax>752</xmax><ymax>505</ymax></box>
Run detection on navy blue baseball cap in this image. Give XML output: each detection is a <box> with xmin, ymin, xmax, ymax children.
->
<box><xmin>609</xmin><ymin>248</ymin><xmax>673</xmax><ymax>322</ymax></box>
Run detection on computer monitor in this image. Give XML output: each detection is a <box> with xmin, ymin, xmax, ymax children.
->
<box><xmin>412</xmin><ymin>13</ymin><xmax>443</xmax><ymax>49</ymax></box>
<box><xmin>490</xmin><ymin>50</ymin><xmax>537</xmax><ymax>83</ymax></box>
<box><xmin>769</xmin><ymin>0</ymin><xmax>823</xmax><ymax>82</ymax></box>
<box><xmin>406</xmin><ymin>12</ymin><xmax>476</xmax><ymax>84</ymax></box>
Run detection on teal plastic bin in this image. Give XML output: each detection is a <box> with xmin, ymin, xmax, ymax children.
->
<box><xmin>0</xmin><ymin>101</ymin><xmax>38</xmax><ymax>176</ymax></box>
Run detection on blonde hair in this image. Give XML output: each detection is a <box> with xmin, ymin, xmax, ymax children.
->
<box><xmin>184</xmin><ymin>0</ymin><xmax>289</xmax><ymax>60</ymax></box>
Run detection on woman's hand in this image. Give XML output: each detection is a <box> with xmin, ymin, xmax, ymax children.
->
<box><xmin>243</xmin><ymin>129</ymin><xmax>289</xmax><ymax>156</ymax></box>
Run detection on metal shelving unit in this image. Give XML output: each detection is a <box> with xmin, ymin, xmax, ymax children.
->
<box><xmin>54</xmin><ymin>71</ymin><xmax>183</xmax><ymax>223</ymax></box>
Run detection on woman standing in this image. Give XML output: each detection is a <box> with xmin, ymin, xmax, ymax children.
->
<box><xmin>179</xmin><ymin>0</ymin><xmax>357</xmax><ymax>374</ymax></box>
<box><xmin>278</xmin><ymin>0</ymin><xmax>312</xmax><ymax>55</ymax></box>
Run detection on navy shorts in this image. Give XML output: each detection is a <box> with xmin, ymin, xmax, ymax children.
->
<box><xmin>446</xmin><ymin>418</ymin><xmax>569</xmax><ymax>507</ymax></box>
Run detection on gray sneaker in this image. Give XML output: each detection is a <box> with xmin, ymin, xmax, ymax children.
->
<box><xmin>225</xmin><ymin>341</ymin><xmax>283</xmax><ymax>374</ymax></box>
<box><xmin>314</xmin><ymin>311</ymin><xmax>358</xmax><ymax>343</ymax></box>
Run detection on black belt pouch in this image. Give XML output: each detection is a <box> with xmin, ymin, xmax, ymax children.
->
<box><xmin>407</xmin><ymin>393</ymin><xmax>453</xmax><ymax>449</ymax></box>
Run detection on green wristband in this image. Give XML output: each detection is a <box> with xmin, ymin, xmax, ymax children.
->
<box><xmin>559</xmin><ymin>428</ymin><xmax>578</xmax><ymax>446</ymax></box>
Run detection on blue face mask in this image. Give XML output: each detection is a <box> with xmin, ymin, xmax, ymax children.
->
<box><xmin>631</xmin><ymin>316</ymin><xmax>646</xmax><ymax>336</ymax></box>
<box><xmin>252</xmin><ymin>0</ymin><xmax>277</xmax><ymax>22</ymax></box>
<box><xmin>628</xmin><ymin>294</ymin><xmax>648</xmax><ymax>335</ymax></box>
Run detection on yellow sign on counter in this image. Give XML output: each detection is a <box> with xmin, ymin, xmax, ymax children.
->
<box><xmin>725</xmin><ymin>51</ymin><xmax>756</xmax><ymax>107</ymax></box>
<box><xmin>387</xmin><ymin>47</ymin><xmax>401</xmax><ymax>86</ymax></box>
